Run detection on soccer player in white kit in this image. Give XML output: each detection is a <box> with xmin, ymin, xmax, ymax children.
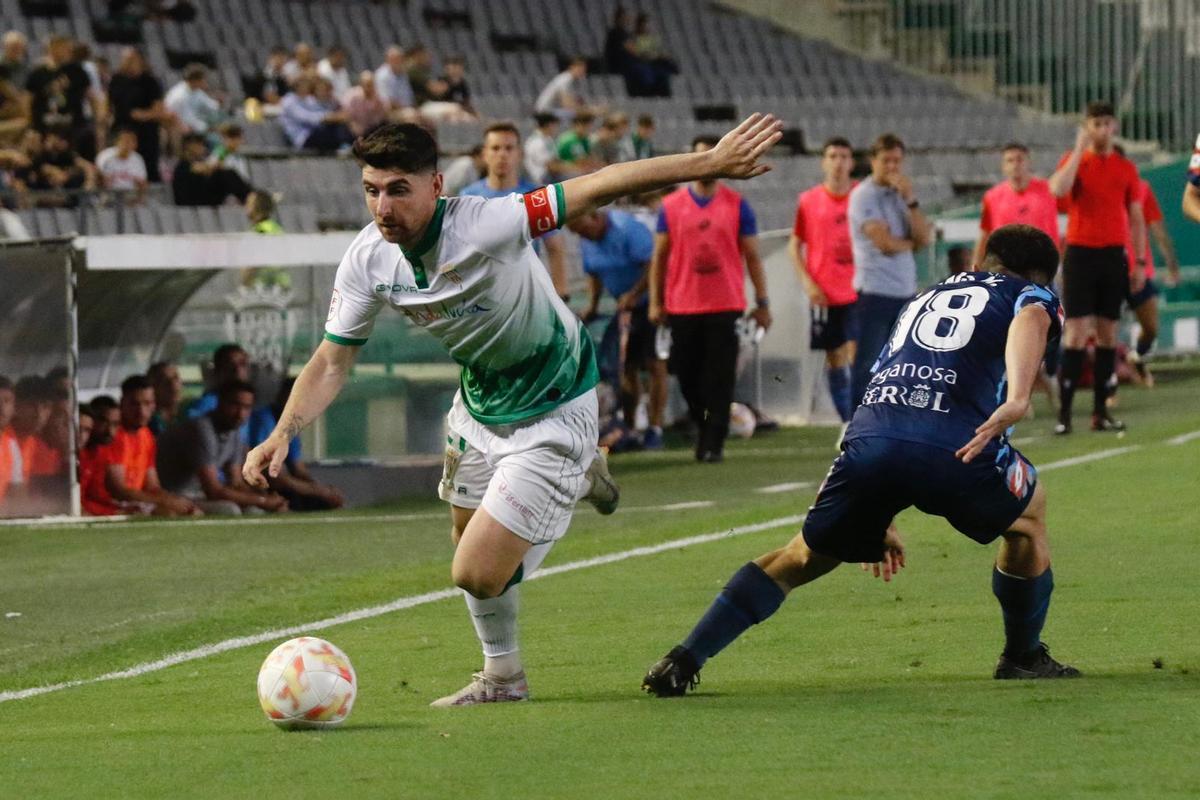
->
<box><xmin>244</xmin><ymin>116</ymin><xmax>783</xmax><ymax>706</ymax></box>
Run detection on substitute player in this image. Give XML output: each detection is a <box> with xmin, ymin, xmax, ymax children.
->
<box><xmin>245</xmin><ymin>116</ymin><xmax>783</xmax><ymax>706</ymax></box>
<box><xmin>788</xmin><ymin>137</ymin><xmax>857</xmax><ymax>422</ymax></box>
<box><xmin>1048</xmin><ymin>102</ymin><xmax>1146</xmax><ymax>434</ymax></box>
<box><xmin>643</xmin><ymin>224</ymin><xmax>1080</xmax><ymax>696</ymax></box>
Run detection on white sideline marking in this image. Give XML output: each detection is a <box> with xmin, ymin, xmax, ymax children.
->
<box><xmin>1037</xmin><ymin>446</ymin><xmax>1141</xmax><ymax>472</ymax></box>
<box><xmin>0</xmin><ymin>514</ymin><xmax>805</xmax><ymax>704</ymax></box>
<box><xmin>623</xmin><ymin>501</ymin><xmax>716</xmax><ymax>512</ymax></box>
<box><xmin>755</xmin><ymin>481</ymin><xmax>813</xmax><ymax>494</ymax></box>
<box><xmin>1166</xmin><ymin>430</ymin><xmax>1200</xmax><ymax>446</ymax></box>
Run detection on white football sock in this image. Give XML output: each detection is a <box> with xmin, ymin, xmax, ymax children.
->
<box><xmin>463</xmin><ymin>543</ymin><xmax>554</xmax><ymax>679</ymax></box>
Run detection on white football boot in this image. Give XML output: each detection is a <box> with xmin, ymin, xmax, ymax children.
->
<box><xmin>582</xmin><ymin>447</ymin><xmax>619</xmax><ymax>515</ymax></box>
<box><xmin>430</xmin><ymin>671</ymin><xmax>530</xmax><ymax>707</ymax></box>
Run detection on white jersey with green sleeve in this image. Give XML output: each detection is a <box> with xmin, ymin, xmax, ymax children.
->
<box><xmin>324</xmin><ymin>183</ymin><xmax>599</xmax><ymax>426</ymax></box>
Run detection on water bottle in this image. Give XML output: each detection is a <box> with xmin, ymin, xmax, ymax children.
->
<box><xmin>655</xmin><ymin>325</ymin><xmax>671</xmax><ymax>361</ymax></box>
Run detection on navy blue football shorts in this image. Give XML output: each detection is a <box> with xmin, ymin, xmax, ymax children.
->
<box><xmin>802</xmin><ymin>436</ymin><xmax>1038</xmax><ymax>563</ymax></box>
<box><xmin>810</xmin><ymin>302</ymin><xmax>857</xmax><ymax>351</ymax></box>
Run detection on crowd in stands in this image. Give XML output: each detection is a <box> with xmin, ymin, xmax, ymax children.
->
<box><xmin>0</xmin><ymin>343</ymin><xmax>343</xmax><ymax>518</ymax></box>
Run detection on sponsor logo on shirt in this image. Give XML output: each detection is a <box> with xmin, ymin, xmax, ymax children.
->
<box><xmin>861</xmin><ymin>383</ymin><xmax>950</xmax><ymax>414</ymax></box>
<box><xmin>401</xmin><ymin>301</ymin><xmax>491</xmax><ymax>325</ymax></box>
<box><xmin>870</xmin><ymin>362</ymin><xmax>959</xmax><ymax>385</ymax></box>
<box><xmin>375</xmin><ymin>282</ymin><xmax>420</xmax><ymax>294</ymax></box>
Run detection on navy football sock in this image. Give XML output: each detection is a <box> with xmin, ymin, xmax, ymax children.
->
<box><xmin>992</xmin><ymin>566</ymin><xmax>1054</xmax><ymax>659</ymax></box>
<box><xmin>682</xmin><ymin>562</ymin><xmax>785</xmax><ymax>667</ymax></box>
<box><xmin>1058</xmin><ymin>349</ymin><xmax>1084</xmax><ymax>424</ymax></box>
<box><xmin>1093</xmin><ymin>347</ymin><xmax>1116</xmax><ymax>415</ymax></box>
<box><xmin>1136</xmin><ymin>336</ymin><xmax>1153</xmax><ymax>358</ymax></box>
<box><xmin>828</xmin><ymin>365</ymin><xmax>852</xmax><ymax>422</ymax></box>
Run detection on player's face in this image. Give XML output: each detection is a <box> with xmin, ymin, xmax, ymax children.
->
<box><xmin>216</xmin><ymin>390</ymin><xmax>255</xmax><ymax>430</ymax></box>
<box><xmin>1086</xmin><ymin>115</ymin><xmax>1117</xmax><ymax>147</ymax></box>
<box><xmin>121</xmin><ymin>388</ymin><xmax>155</xmax><ymax>429</ymax></box>
<box><xmin>482</xmin><ymin>131</ymin><xmax>520</xmax><ymax>181</ymax></box>
<box><xmin>363</xmin><ymin>166</ymin><xmax>444</xmax><ymax>246</ymax></box>
<box><xmin>77</xmin><ymin>414</ymin><xmax>93</xmax><ymax>449</ymax></box>
<box><xmin>870</xmin><ymin>147</ymin><xmax>904</xmax><ymax>180</ymax></box>
<box><xmin>1001</xmin><ymin>148</ymin><xmax>1029</xmax><ymax>181</ymax></box>
<box><xmin>821</xmin><ymin>146</ymin><xmax>853</xmax><ymax>182</ymax></box>
<box><xmin>220</xmin><ymin>350</ymin><xmax>250</xmax><ymax>382</ymax></box>
<box><xmin>154</xmin><ymin>366</ymin><xmax>182</xmax><ymax>406</ymax></box>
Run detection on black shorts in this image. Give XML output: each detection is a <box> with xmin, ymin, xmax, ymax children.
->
<box><xmin>1126</xmin><ymin>277</ymin><xmax>1159</xmax><ymax>310</ymax></box>
<box><xmin>810</xmin><ymin>302</ymin><xmax>856</xmax><ymax>351</ymax></box>
<box><xmin>1062</xmin><ymin>245</ymin><xmax>1129</xmax><ymax>321</ymax></box>
<box><xmin>802</xmin><ymin>436</ymin><xmax>1038</xmax><ymax>563</ymax></box>
<box><xmin>621</xmin><ymin>304</ymin><xmax>658</xmax><ymax>367</ymax></box>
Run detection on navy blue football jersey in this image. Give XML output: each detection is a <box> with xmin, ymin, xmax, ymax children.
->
<box><xmin>845</xmin><ymin>271</ymin><xmax>1062</xmax><ymax>455</ymax></box>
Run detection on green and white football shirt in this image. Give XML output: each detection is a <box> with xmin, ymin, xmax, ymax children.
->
<box><xmin>324</xmin><ymin>184</ymin><xmax>599</xmax><ymax>425</ymax></box>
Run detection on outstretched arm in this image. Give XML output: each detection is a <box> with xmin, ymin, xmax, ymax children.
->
<box><xmin>956</xmin><ymin>304</ymin><xmax>1051</xmax><ymax>463</ymax></box>
<box><xmin>559</xmin><ymin>113</ymin><xmax>782</xmax><ymax>222</ymax></box>
<box><xmin>243</xmin><ymin>338</ymin><xmax>359</xmax><ymax>487</ymax></box>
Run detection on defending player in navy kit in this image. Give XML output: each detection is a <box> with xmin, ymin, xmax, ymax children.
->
<box><xmin>643</xmin><ymin>224</ymin><xmax>1081</xmax><ymax>696</ymax></box>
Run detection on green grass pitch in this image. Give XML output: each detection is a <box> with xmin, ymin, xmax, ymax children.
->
<box><xmin>2</xmin><ymin>369</ymin><xmax>1199</xmax><ymax>799</ymax></box>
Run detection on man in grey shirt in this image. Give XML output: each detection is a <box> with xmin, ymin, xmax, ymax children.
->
<box><xmin>157</xmin><ymin>380</ymin><xmax>288</xmax><ymax>515</ymax></box>
<box><xmin>847</xmin><ymin>133</ymin><xmax>934</xmax><ymax>406</ymax></box>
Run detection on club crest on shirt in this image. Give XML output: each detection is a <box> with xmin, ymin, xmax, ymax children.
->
<box><xmin>907</xmin><ymin>384</ymin><xmax>932</xmax><ymax>409</ymax></box>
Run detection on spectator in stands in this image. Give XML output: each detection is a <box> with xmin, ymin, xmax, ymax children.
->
<box><xmin>42</xmin><ymin>382</ymin><xmax>72</xmax><ymax>467</ymax></box>
<box><xmin>96</xmin><ymin>126</ymin><xmax>148</xmax><ymax>203</ymax></box>
<box><xmin>83</xmin><ymin>375</ymin><xmax>199</xmax><ymax>516</ymax></box>
<box><xmin>32</xmin><ymin>127</ymin><xmax>97</xmax><ymax>206</ymax></box>
<box><xmin>173</xmin><ymin>132</ymin><xmax>252</xmax><ymax>206</ymax></box>
<box><xmin>25</xmin><ymin>35</ymin><xmax>96</xmax><ymax>158</ymax></box>
<box><xmin>375</xmin><ymin>46</ymin><xmax>415</xmax><ymax>117</ymax></box>
<box><xmin>1</xmin><ymin>127</ymin><xmax>41</xmax><ymax>203</ymax></box>
<box><xmin>557</xmin><ymin>112</ymin><xmax>596</xmax><ymax>168</ymax></box>
<box><xmin>405</xmin><ymin>44</ymin><xmax>437</xmax><ymax>106</ymax></box>
<box><xmin>535</xmin><ymin>56</ymin><xmax>590</xmax><ymax>122</ymax></box>
<box><xmin>437</xmin><ymin>56</ymin><xmax>474</xmax><ymax>116</ymax></box>
<box><xmin>157</xmin><ymin>379</ymin><xmax>288</xmax><ymax>515</ymax></box>
<box><xmin>73</xmin><ymin>42</ymin><xmax>108</xmax><ymax>148</ymax></box>
<box><xmin>89</xmin><ymin>395</ymin><xmax>119</xmax><ymax>443</ymax></box>
<box><xmin>0</xmin><ymin>31</ymin><xmax>28</xmax><ymax>88</ymax></box>
<box><xmin>631</xmin><ymin>13</ymin><xmax>676</xmax><ymax>97</ymax></box>
<box><xmin>590</xmin><ymin>112</ymin><xmax>635</xmax><ymax>166</ymax></box>
<box><xmin>209</xmin><ymin>122</ymin><xmax>249</xmax><ymax>181</ymax></box>
<box><xmin>847</xmin><ymin>132</ymin><xmax>932</xmax><ymax>408</ymax></box>
<box><xmin>188</xmin><ymin>343</ymin><xmax>249</xmax><ymax>419</ymax></box>
<box><xmin>147</xmin><ymin>360</ymin><xmax>183</xmax><ymax>435</ymax></box>
<box><xmin>165</xmin><ymin>63</ymin><xmax>222</xmax><ymax>136</ymax></box>
<box><xmin>974</xmin><ymin>142</ymin><xmax>1060</xmax><ymax>269</ymax></box>
<box><xmin>1048</xmin><ymin>102</ymin><xmax>1146</xmax><ymax>434</ymax></box>
<box><xmin>632</xmin><ymin>115</ymin><xmax>656</xmax><ymax>159</ymax></box>
<box><xmin>604</xmin><ymin>7</ymin><xmax>635</xmax><ymax>77</ymax></box>
<box><xmin>0</xmin><ymin>73</ymin><xmax>28</xmax><ymax>147</ymax></box>
<box><xmin>10</xmin><ymin>376</ymin><xmax>62</xmax><ymax>480</ymax></box>
<box><xmin>789</xmin><ymin>136</ymin><xmax>858</xmax><ymax>423</ymax></box>
<box><xmin>572</xmin><ymin>206</ymin><xmax>667</xmax><ymax>449</ymax></box>
<box><xmin>317</xmin><ymin>44</ymin><xmax>352</xmax><ymax>100</ymax></box>
<box><xmin>108</xmin><ymin>47</ymin><xmax>172</xmax><ymax>182</ymax></box>
<box><xmin>0</xmin><ymin>375</ymin><xmax>22</xmax><ymax>507</ymax></box>
<box><xmin>246</xmin><ymin>377</ymin><xmax>344</xmax><ymax>511</ymax></box>
<box><xmin>342</xmin><ymin>71</ymin><xmax>388</xmax><ymax>138</ymax></box>
<box><xmin>441</xmin><ymin>143</ymin><xmax>485</xmax><ymax>196</ymax></box>
<box><xmin>254</xmin><ymin>46</ymin><xmax>290</xmax><ymax>104</ymax></box>
<box><xmin>280</xmin><ymin>76</ymin><xmax>354</xmax><ymax>153</ymax></box>
<box><xmin>245</xmin><ymin>190</ymin><xmax>282</xmax><ymax>235</ymax></box>
<box><xmin>461</xmin><ymin>122</ymin><xmax>569</xmax><ymax>297</ymax></box>
<box><xmin>283</xmin><ymin>42</ymin><xmax>316</xmax><ymax>86</ymax></box>
<box><xmin>524</xmin><ymin>112</ymin><xmax>572</xmax><ymax>184</ymax></box>
<box><xmin>649</xmin><ymin>135</ymin><xmax>772</xmax><ymax>463</ymax></box>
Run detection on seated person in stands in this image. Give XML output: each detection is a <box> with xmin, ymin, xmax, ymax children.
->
<box><xmin>342</xmin><ymin>70</ymin><xmax>388</xmax><ymax>139</ymax></box>
<box><xmin>164</xmin><ymin>63</ymin><xmax>222</xmax><ymax>136</ymax></box>
<box><xmin>172</xmin><ymin>132</ymin><xmax>251</xmax><ymax>206</ymax></box>
<box><xmin>31</xmin><ymin>127</ymin><xmax>96</xmax><ymax>207</ymax></box>
<box><xmin>147</xmin><ymin>360</ymin><xmax>183</xmax><ymax>434</ymax></box>
<box><xmin>246</xmin><ymin>377</ymin><xmax>344</xmax><ymax>512</ymax></box>
<box><xmin>95</xmin><ymin>126</ymin><xmax>148</xmax><ymax>204</ymax></box>
<box><xmin>208</xmin><ymin>123</ymin><xmax>249</xmax><ymax>181</ymax></box>
<box><xmin>156</xmin><ymin>380</ymin><xmax>288</xmax><ymax>515</ymax></box>
<box><xmin>0</xmin><ymin>375</ymin><xmax>24</xmax><ymax>508</ymax></box>
<box><xmin>10</xmin><ymin>376</ymin><xmax>62</xmax><ymax>481</ymax></box>
<box><xmin>82</xmin><ymin>375</ymin><xmax>199</xmax><ymax>516</ymax></box>
<box><xmin>279</xmin><ymin>76</ymin><xmax>353</xmax><ymax>154</ymax></box>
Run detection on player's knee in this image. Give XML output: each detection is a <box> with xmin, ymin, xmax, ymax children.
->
<box><xmin>452</xmin><ymin>565</ymin><xmax>504</xmax><ymax>599</ymax></box>
<box><xmin>764</xmin><ymin>533</ymin><xmax>817</xmax><ymax>587</ymax></box>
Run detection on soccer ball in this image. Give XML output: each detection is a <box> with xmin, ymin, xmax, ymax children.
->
<box><xmin>256</xmin><ymin>636</ymin><xmax>357</xmax><ymax>730</ymax></box>
<box><xmin>729</xmin><ymin>402</ymin><xmax>756</xmax><ymax>439</ymax></box>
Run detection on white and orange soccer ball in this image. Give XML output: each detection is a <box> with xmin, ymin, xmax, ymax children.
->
<box><xmin>256</xmin><ymin>637</ymin><xmax>357</xmax><ymax>730</ymax></box>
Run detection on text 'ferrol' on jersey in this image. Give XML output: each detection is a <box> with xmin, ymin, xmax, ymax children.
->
<box><xmin>845</xmin><ymin>271</ymin><xmax>1062</xmax><ymax>457</ymax></box>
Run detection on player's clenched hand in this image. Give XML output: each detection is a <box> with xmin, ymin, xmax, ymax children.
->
<box><xmin>956</xmin><ymin>399</ymin><xmax>1029</xmax><ymax>464</ymax></box>
<box><xmin>708</xmin><ymin>113</ymin><xmax>783</xmax><ymax>180</ymax></box>
<box><xmin>243</xmin><ymin>435</ymin><xmax>289</xmax><ymax>488</ymax></box>
<box><xmin>861</xmin><ymin>523</ymin><xmax>906</xmax><ymax>582</ymax></box>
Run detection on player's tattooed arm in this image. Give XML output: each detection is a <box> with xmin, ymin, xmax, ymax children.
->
<box><xmin>559</xmin><ymin>113</ymin><xmax>783</xmax><ymax>221</ymax></box>
<box><xmin>243</xmin><ymin>338</ymin><xmax>358</xmax><ymax>488</ymax></box>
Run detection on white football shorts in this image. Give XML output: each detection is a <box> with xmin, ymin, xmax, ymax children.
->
<box><xmin>438</xmin><ymin>389</ymin><xmax>599</xmax><ymax>544</ymax></box>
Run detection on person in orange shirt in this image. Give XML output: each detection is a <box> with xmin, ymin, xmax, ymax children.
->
<box><xmin>10</xmin><ymin>376</ymin><xmax>62</xmax><ymax>481</ymax></box>
<box><xmin>85</xmin><ymin>375</ymin><xmax>199</xmax><ymax>516</ymax></box>
<box><xmin>0</xmin><ymin>375</ymin><xmax>26</xmax><ymax>509</ymax></box>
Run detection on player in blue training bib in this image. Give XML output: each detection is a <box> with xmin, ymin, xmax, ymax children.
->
<box><xmin>643</xmin><ymin>224</ymin><xmax>1081</xmax><ymax>695</ymax></box>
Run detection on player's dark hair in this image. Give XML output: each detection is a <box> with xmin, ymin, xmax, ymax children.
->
<box><xmin>869</xmin><ymin>133</ymin><xmax>905</xmax><ymax>156</ymax></box>
<box><xmin>352</xmin><ymin>123</ymin><xmax>438</xmax><ymax>173</ymax></box>
<box><xmin>1001</xmin><ymin>141</ymin><xmax>1028</xmax><ymax>154</ymax></box>
<box><xmin>212</xmin><ymin>343</ymin><xmax>246</xmax><ymax>373</ymax></box>
<box><xmin>183</xmin><ymin>62</ymin><xmax>207</xmax><ymax>82</ymax></box>
<box><xmin>147</xmin><ymin>361</ymin><xmax>174</xmax><ymax>382</ymax></box>
<box><xmin>692</xmin><ymin>134</ymin><xmax>720</xmax><ymax>150</ymax></box>
<box><xmin>637</xmin><ymin>114</ymin><xmax>654</xmax><ymax>128</ymax></box>
<box><xmin>1086</xmin><ymin>100</ymin><xmax>1115</xmax><ymax>119</ymax></box>
<box><xmin>14</xmin><ymin>375</ymin><xmax>52</xmax><ymax>402</ymax></box>
<box><xmin>120</xmin><ymin>374</ymin><xmax>152</xmax><ymax>396</ymax></box>
<box><xmin>89</xmin><ymin>395</ymin><xmax>117</xmax><ymax>415</ymax></box>
<box><xmin>822</xmin><ymin>136</ymin><xmax>852</xmax><ymax>154</ymax></box>
<box><xmin>533</xmin><ymin>112</ymin><xmax>558</xmax><ymax>128</ymax></box>
<box><xmin>982</xmin><ymin>224</ymin><xmax>1060</xmax><ymax>287</ymax></box>
<box><xmin>483</xmin><ymin>121</ymin><xmax>521</xmax><ymax>142</ymax></box>
<box><xmin>573</xmin><ymin>112</ymin><xmax>594</xmax><ymax>126</ymax></box>
<box><xmin>45</xmin><ymin>365</ymin><xmax>68</xmax><ymax>382</ymax></box>
<box><xmin>78</xmin><ymin>404</ymin><xmax>94</xmax><ymax>419</ymax></box>
<box><xmin>217</xmin><ymin>379</ymin><xmax>256</xmax><ymax>403</ymax></box>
